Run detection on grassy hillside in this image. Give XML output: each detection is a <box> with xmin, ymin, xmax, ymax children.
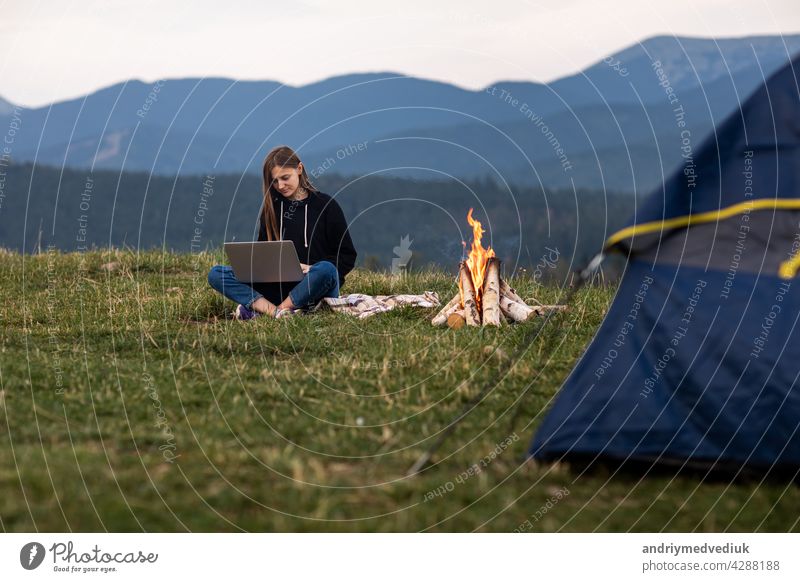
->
<box><xmin>1</xmin><ymin>249</ymin><xmax>797</xmax><ymax>532</ymax></box>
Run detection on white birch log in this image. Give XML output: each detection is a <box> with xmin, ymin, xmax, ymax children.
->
<box><xmin>431</xmin><ymin>292</ymin><xmax>461</xmax><ymax>326</ymax></box>
<box><xmin>459</xmin><ymin>262</ymin><xmax>481</xmax><ymax>326</ymax></box>
<box><xmin>481</xmin><ymin>258</ymin><xmax>501</xmax><ymax>327</ymax></box>
<box><xmin>500</xmin><ymin>278</ymin><xmax>542</xmax><ymax>306</ymax></box>
<box><xmin>499</xmin><ymin>294</ymin><xmax>535</xmax><ymax>322</ymax></box>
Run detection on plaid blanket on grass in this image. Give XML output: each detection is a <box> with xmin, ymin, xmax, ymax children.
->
<box><xmin>316</xmin><ymin>291</ymin><xmax>441</xmax><ymax>319</ymax></box>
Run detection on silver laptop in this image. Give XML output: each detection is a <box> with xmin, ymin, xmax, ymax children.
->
<box><xmin>224</xmin><ymin>241</ymin><xmax>304</xmax><ymax>283</ymax></box>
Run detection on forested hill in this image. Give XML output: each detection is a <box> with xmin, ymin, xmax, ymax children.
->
<box><xmin>0</xmin><ymin>163</ymin><xmax>632</xmax><ymax>272</ymax></box>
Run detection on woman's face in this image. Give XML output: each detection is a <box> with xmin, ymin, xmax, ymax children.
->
<box><xmin>271</xmin><ymin>164</ymin><xmax>303</xmax><ymax>198</ymax></box>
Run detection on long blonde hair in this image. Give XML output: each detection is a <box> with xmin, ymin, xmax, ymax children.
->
<box><xmin>261</xmin><ymin>146</ymin><xmax>319</xmax><ymax>241</ymax></box>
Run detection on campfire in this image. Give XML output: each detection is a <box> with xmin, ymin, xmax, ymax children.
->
<box><xmin>432</xmin><ymin>209</ymin><xmax>565</xmax><ymax>329</ymax></box>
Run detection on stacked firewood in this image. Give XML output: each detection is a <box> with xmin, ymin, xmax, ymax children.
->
<box><xmin>431</xmin><ymin>258</ymin><xmax>566</xmax><ymax>329</ymax></box>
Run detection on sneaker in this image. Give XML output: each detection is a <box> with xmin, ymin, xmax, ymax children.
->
<box><xmin>275</xmin><ymin>307</ymin><xmax>301</xmax><ymax>319</ymax></box>
<box><xmin>233</xmin><ymin>304</ymin><xmax>259</xmax><ymax>321</ymax></box>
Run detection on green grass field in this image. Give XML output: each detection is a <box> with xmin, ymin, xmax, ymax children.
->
<box><xmin>1</xmin><ymin>249</ymin><xmax>798</xmax><ymax>532</ymax></box>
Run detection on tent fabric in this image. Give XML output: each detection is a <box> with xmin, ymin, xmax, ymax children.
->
<box><xmin>606</xmin><ymin>54</ymin><xmax>800</xmax><ymax>258</ymax></box>
<box><xmin>530</xmin><ymin>260</ymin><xmax>800</xmax><ymax>468</ymax></box>
<box><xmin>530</xmin><ymin>55</ymin><xmax>800</xmax><ymax>472</ymax></box>
<box><xmin>634</xmin><ymin>209</ymin><xmax>800</xmax><ymax>274</ymax></box>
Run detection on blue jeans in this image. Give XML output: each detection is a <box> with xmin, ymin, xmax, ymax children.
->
<box><xmin>207</xmin><ymin>260</ymin><xmax>340</xmax><ymax>310</ymax></box>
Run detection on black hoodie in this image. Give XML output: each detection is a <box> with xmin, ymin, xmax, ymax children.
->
<box><xmin>257</xmin><ymin>190</ymin><xmax>358</xmax><ymax>288</ymax></box>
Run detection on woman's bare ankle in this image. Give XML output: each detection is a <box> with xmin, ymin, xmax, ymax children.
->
<box><xmin>277</xmin><ymin>297</ymin><xmax>295</xmax><ymax>311</ymax></box>
<box><xmin>251</xmin><ymin>298</ymin><xmax>276</xmax><ymax>316</ymax></box>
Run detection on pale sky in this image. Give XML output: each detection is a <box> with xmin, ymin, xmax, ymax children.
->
<box><xmin>2</xmin><ymin>0</ymin><xmax>799</xmax><ymax>108</ymax></box>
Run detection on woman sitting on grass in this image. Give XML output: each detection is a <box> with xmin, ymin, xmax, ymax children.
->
<box><xmin>208</xmin><ymin>145</ymin><xmax>357</xmax><ymax>320</ymax></box>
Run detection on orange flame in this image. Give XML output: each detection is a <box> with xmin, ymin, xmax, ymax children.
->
<box><xmin>460</xmin><ymin>208</ymin><xmax>495</xmax><ymax>310</ymax></box>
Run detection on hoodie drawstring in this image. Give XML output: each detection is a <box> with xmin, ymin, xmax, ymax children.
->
<box><xmin>279</xmin><ymin>198</ymin><xmax>308</xmax><ymax>248</ymax></box>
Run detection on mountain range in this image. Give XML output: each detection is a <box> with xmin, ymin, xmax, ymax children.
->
<box><xmin>2</xmin><ymin>34</ymin><xmax>799</xmax><ymax>194</ymax></box>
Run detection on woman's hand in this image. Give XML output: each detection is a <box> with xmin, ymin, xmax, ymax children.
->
<box><xmin>300</xmin><ymin>263</ymin><xmax>311</xmax><ymax>274</ymax></box>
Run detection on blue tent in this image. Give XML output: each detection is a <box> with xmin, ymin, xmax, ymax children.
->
<box><xmin>530</xmin><ymin>55</ymin><xmax>800</xmax><ymax>473</ymax></box>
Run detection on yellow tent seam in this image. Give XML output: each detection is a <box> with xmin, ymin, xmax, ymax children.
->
<box><xmin>605</xmin><ymin>198</ymin><xmax>800</xmax><ymax>248</ymax></box>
